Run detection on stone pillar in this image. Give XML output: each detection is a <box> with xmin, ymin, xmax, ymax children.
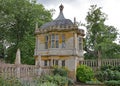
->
<box><xmin>36</xmin><ymin>55</ymin><xmax>41</xmax><ymax>76</ymax></box>
<box><xmin>73</xmin><ymin>32</ymin><xmax>78</xmax><ymax>55</ymax></box>
<box><xmin>97</xmin><ymin>50</ymin><xmax>101</xmax><ymax>69</ymax></box>
<box><xmin>67</xmin><ymin>56</ymin><xmax>77</xmax><ymax>81</ymax></box>
<box><xmin>15</xmin><ymin>48</ymin><xmax>21</xmax><ymax>65</ymax></box>
<box><xmin>15</xmin><ymin>49</ymin><xmax>21</xmax><ymax>78</ymax></box>
<box><xmin>16</xmin><ymin>66</ymin><xmax>20</xmax><ymax>78</ymax></box>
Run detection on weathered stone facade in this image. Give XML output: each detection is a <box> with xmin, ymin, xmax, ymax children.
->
<box><xmin>34</xmin><ymin>4</ymin><xmax>85</xmax><ymax>80</ymax></box>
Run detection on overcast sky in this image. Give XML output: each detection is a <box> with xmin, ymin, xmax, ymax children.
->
<box><xmin>37</xmin><ymin>0</ymin><xmax>120</xmax><ymax>34</ymax></box>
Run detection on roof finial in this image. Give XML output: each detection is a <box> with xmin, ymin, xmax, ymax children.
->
<box><xmin>55</xmin><ymin>4</ymin><xmax>65</xmax><ymax>20</ymax></box>
<box><xmin>59</xmin><ymin>4</ymin><xmax>64</xmax><ymax>12</ymax></box>
<box><xmin>74</xmin><ymin>17</ymin><xmax>76</xmax><ymax>25</ymax></box>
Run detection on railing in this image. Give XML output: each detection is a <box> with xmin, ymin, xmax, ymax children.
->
<box><xmin>0</xmin><ymin>63</ymin><xmax>53</xmax><ymax>78</ymax></box>
<box><xmin>0</xmin><ymin>63</ymin><xmax>53</xmax><ymax>85</ymax></box>
<box><xmin>0</xmin><ymin>64</ymin><xmax>39</xmax><ymax>79</ymax></box>
<box><xmin>79</xmin><ymin>59</ymin><xmax>120</xmax><ymax>70</ymax></box>
<box><xmin>101</xmin><ymin>59</ymin><xmax>120</xmax><ymax>66</ymax></box>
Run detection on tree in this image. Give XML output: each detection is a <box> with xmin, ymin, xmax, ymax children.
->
<box><xmin>0</xmin><ymin>0</ymin><xmax>52</xmax><ymax>64</ymax></box>
<box><xmin>84</xmin><ymin>5</ymin><xmax>120</xmax><ymax>59</ymax></box>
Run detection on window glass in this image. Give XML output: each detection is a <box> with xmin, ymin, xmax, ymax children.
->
<box><xmin>44</xmin><ymin>60</ymin><xmax>47</xmax><ymax>66</ymax></box>
<box><xmin>55</xmin><ymin>60</ymin><xmax>58</xmax><ymax>66</ymax></box>
<box><xmin>45</xmin><ymin>34</ymin><xmax>59</xmax><ymax>49</ymax></box>
<box><xmin>62</xmin><ymin>34</ymin><xmax>65</xmax><ymax>48</ymax></box>
<box><xmin>79</xmin><ymin>37</ymin><xmax>82</xmax><ymax>50</ymax></box>
<box><xmin>45</xmin><ymin>35</ymin><xmax>48</xmax><ymax>49</ymax></box>
<box><xmin>56</xmin><ymin>35</ymin><xmax>59</xmax><ymax>40</ymax></box>
<box><xmin>53</xmin><ymin>59</ymin><xmax>54</xmax><ymax>65</ymax></box>
<box><xmin>51</xmin><ymin>34</ymin><xmax>55</xmax><ymax>48</ymax></box>
<box><xmin>56</xmin><ymin>35</ymin><xmax>59</xmax><ymax>48</ymax></box>
<box><xmin>62</xmin><ymin>60</ymin><xmax>65</xmax><ymax>67</ymax></box>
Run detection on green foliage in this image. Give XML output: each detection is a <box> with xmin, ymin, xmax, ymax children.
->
<box><xmin>104</xmin><ymin>80</ymin><xmax>120</xmax><ymax>86</ymax></box>
<box><xmin>0</xmin><ymin>0</ymin><xmax>52</xmax><ymax>64</ymax></box>
<box><xmin>101</xmin><ymin>65</ymin><xmax>120</xmax><ymax>72</ymax></box>
<box><xmin>112</xmin><ymin>65</ymin><xmax>120</xmax><ymax>72</ymax></box>
<box><xmin>95</xmin><ymin>65</ymin><xmax>120</xmax><ymax>82</ymax></box>
<box><xmin>101</xmin><ymin>65</ymin><xmax>113</xmax><ymax>71</ymax></box>
<box><xmin>0</xmin><ymin>74</ymin><xmax>73</xmax><ymax>86</ymax></box>
<box><xmin>84</xmin><ymin>5</ymin><xmax>119</xmax><ymax>59</ymax></box>
<box><xmin>53</xmin><ymin>67</ymin><xmax>68</xmax><ymax>77</ymax></box>
<box><xmin>36</xmin><ymin>74</ymin><xmax>74</xmax><ymax>86</ymax></box>
<box><xmin>39</xmin><ymin>82</ymin><xmax>57</xmax><ymax>86</ymax></box>
<box><xmin>76</xmin><ymin>65</ymin><xmax>94</xmax><ymax>83</ymax></box>
<box><xmin>86</xmin><ymin>79</ymin><xmax>102</xmax><ymax>85</ymax></box>
<box><xmin>0</xmin><ymin>76</ymin><xmax>22</xmax><ymax>86</ymax></box>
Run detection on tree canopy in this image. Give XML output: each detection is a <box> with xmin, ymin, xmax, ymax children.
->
<box><xmin>0</xmin><ymin>0</ymin><xmax>52</xmax><ymax>64</ymax></box>
<box><xmin>84</xmin><ymin>5</ymin><xmax>120</xmax><ymax>59</ymax></box>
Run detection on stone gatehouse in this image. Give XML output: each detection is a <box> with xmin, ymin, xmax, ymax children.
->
<box><xmin>34</xmin><ymin>4</ymin><xmax>85</xmax><ymax>79</ymax></box>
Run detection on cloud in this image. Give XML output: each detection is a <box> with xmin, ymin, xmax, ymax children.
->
<box><xmin>37</xmin><ymin>0</ymin><xmax>58</xmax><ymax>5</ymax></box>
<box><xmin>37</xmin><ymin>0</ymin><xmax>120</xmax><ymax>32</ymax></box>
<box><xmin>37</xmin><ymin>0</ymin><xmax>78</xmax><ymax>5</ymax></box>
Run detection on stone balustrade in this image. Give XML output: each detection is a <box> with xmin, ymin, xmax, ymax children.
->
<box><xmin>79</xmin><ymin>59</ymin><xmax>120</xmax><ymax>70</ymax></box>
<box><xmin>0</xmin><ymin>64</ymin><xmax>39</xmax><ymax>79</ymax></box>
<box><xmin>1</xmin><ymin>59</ymin><xmax>120</xmax><ymax>79</ymax></box>
<box><xmin>0</xmin><ymin>63</ymin><xmax>53</xmax><ymax>80</ymax></box>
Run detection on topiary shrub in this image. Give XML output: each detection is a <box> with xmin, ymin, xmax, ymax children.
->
<box><xmin>76</xmin><ymin>65</ymin><xmax>94</xmax><ymax>83</ymax></box>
